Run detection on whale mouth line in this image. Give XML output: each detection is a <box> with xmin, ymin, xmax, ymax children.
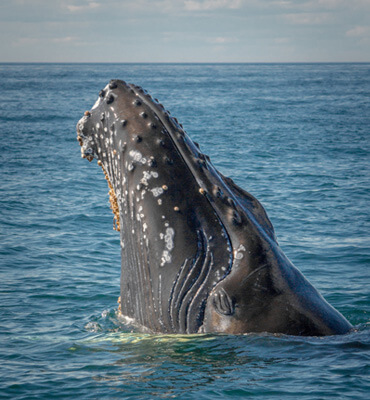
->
<box><xmin>102</xmin><ymin>164</ymin><xmax>121</xmax><ymax>232</ymax></box>
<box><xmin>77</xmin><ymin>115</ymin><xmax>120</xmax><ymax>232</ymax></box>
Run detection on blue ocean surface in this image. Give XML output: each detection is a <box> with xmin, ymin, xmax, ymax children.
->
<box><xmin>0</xmin><ymin>63</ymin><xmax>369</xmax><ymax>399</ymax></box>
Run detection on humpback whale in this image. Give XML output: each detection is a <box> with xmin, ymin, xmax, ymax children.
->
<box><xmin>76</xmin><ymin>80</ymin><xmax>352</xmax><ymax>336</ymax></box>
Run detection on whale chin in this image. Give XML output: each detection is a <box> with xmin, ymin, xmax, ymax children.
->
<box><xmin>76</xmin><ymin>79</ymin><xmax>353</xmax><ymax>336</ymax></box>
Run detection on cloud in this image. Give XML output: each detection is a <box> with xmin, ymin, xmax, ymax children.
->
<box><xmin>206</xmin><ymin>36</ymin><xmax>239</xmax><ymax>44</ymax></box>
<box><xmin>307</xmin><ymin>0</ymin><xmax>344</xmax><ymax>8</ymax></box>
<box><xmin>272</xmin><ymin>0</ymin><xmax>370</xmax><ymax>11</ymax></box>
<box><xmin>284</xmin><ymin>12</ymin><xmax>331</xmax><ymax>25</ymax></box>
<box><xmin>273</xmin><ymin>37</ymin><xmax>290</xmax><ymax>44</ymax></box>
<box><xmin>184</xmin><ymin>0</ymin><xmax>242</xmax><ymax>11</ymax></box>
<box><xmin>13</xmin><ymin>35</ymin><xmax>81</xmax><ymax>46</ymax></box>
<box><xmin>346</xmin><ymin>25</ymin><xmax>370</xmax><ymax>38</ymax></box>
<box><xmin>66</xmin><ymin>1</ymin><xmax>100</xmax><ymax>13</ymax></box>
<box><xmin>51</xmin><ymin>36</ymin><xmax>76</xmax><ymax>43</ymax></box>
<box><xmin>270</xmin><ymin>0</ymin><xmax>344</xmax><ymax>10</ymax></box>
<box><xmin>14</xmin><ymin>37</ymin><xmax>40</xmax><ymax>46</ymax></box>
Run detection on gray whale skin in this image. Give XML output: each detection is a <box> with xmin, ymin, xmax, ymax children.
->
<box><xmin>76</xmin><ymin>80</ymin><xmax>353</xmax><ymax>336</ymax></box>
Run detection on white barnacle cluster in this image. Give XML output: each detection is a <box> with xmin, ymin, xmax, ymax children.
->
<box><xmin>140</xmin><ymin>170</ymin><xmax>158</xmax><ymax>186</ymax></box>
<box><xmin>160</xmin><ymin>227</ymin><xmax>175</xmax><ymax>267</ymax></box>
<box><xmin>129</xmin><ymin>150</ymin><xmax>147</xmax><ymax>165</ymax></box>
<box><xmin>115</xmin><ymin>187</ymin><xmax>122</xmax><ymax>203</ymax></box>
<box><xmin>151</xmin><ymin>187</ymin><xmax>163</xmax><ymax>197</ymax></box>
<box><xmin>234</xmin><ymin>244</ymin><xmax>246</xmax><ymax>260</ymax></box>
<box><xmin>137</xmin><ymin>171</ymin><xmax>162</xmax><ymax>200</ymax></box>
<box><xmin>136</xmin><ymin>205</ymin><xmax>145</xmax><ymax>222</ymax></box>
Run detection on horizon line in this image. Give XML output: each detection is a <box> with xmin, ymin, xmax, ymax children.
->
<box><xmin>1</xmin><ymin>61</ymin><xmax>369</xmax><ymax>64</ymax></box>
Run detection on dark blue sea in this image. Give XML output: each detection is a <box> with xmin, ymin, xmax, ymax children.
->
<box><xmin>0</xmin><ymin>63</ymin><xmax>369</xmax><ymax>399</ymax></box>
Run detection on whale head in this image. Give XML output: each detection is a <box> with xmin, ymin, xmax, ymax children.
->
<box><xmin>76</xmin><ymin>79</ymin><xmax>352</xmax><ymax>336</ymax></box>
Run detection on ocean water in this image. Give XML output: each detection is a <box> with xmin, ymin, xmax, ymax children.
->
<box><xmin>0</xmin><ymin>63</ymin><xmax>369</xmax><ymax>399</ymax></box>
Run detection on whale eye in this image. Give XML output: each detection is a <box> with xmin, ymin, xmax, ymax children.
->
<box><xmin>212</xmin><ymin>288</ymin><xmax>235</xmax><ymax>316</ymax></box>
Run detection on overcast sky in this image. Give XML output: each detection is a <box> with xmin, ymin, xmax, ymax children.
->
<box><xmin>1</xmin><ymin>0</ymin><xmax>369</xmax><ymax>62</ymax></box>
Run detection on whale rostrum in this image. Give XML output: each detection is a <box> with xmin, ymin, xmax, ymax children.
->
<box><xmin>76</xmin><ymin>79</ymin><xmax>352</xmax><ymax>336</ymax></box>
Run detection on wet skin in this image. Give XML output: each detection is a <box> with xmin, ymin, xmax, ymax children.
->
<box><xmin>76</xmin><ymin>80</ymin><xmax>353</xmax><ymax>336</ymax></box>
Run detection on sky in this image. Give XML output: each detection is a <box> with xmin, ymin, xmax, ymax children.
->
<box><xmin>0</xmin><ymin>0</ymin><xmax>369</xmax><ymax>62</ymax></box>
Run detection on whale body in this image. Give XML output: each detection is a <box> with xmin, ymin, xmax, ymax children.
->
<box><xmin>76</xmin><ymin>80</ymin><xmax>352</xmax><ymax>336</ymax></box>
